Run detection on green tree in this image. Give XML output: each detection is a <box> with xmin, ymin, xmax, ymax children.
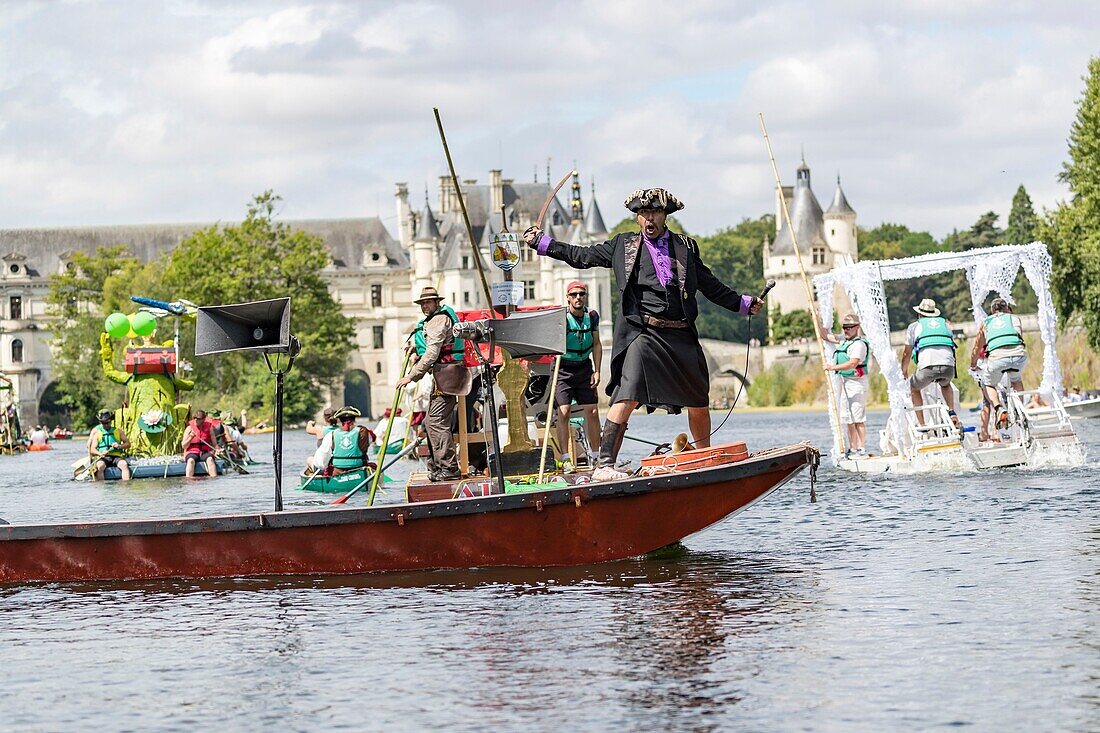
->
<box><xmin>1045</xmin><ymin>56</ymin><xmax>1100</xmax><ymax>348</ymax></box>
<box><xmin>159</xmin><ymin>192</ymin><xmax>356</xmax><ymax>420</ymax></box>
<box><xmin>770</xmin><ymin>306</ymin><xmax>814</xmax><ymax>342</ymax></box>
<box><xmin>694</xmin><ymin>216</ymin><xmax>771</xmax><ymax>343</ymax></box>
<box><xmin>46</xmin><ymin>246</ymin><xmax>141</xmax><ymax>427</ymax></box>
<box><xmin>1005</xmin><ymin>185</ymin><xmax>1039</xmax><ymax>245</ymax></box>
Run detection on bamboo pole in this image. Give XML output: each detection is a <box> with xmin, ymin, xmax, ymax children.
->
<box><xmin>433</xmin><ymin>108</ymin><xmax>496</xmax><ymax>315</ymax></box>
<box><xmin>758</xmin><ymin>114</ymin><xmax>846</xmax><ymax>452</ymax></box>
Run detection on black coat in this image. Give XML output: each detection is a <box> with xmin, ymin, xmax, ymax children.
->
<box><xmin>541</xmin><ymin>230</ymin><xmax>748</xmax><ymax>397</ymax></box>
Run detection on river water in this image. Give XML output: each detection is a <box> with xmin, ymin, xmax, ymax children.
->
<box><xmin>1</xmin><ymin>410</ymin><xmax>1097</xmax><ymax>732</ymax></box>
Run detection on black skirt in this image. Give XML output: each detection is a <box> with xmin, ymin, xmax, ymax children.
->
<box><xmin>610</xmin><ymin>327</ymin><xmax>710</xmax><ymax>414</ymax></box>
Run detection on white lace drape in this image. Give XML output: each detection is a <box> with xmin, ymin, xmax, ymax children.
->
<box><xmin>814</xmin><ymin>243</ymin><xmax>1059</xmax><ymax>461</ymax></box>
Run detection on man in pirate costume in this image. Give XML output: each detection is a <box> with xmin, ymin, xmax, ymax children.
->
<box><xmin>523</xmin><ymin>187</ymin><xmax>764</xmax><ymax>479</ymax></box>
<box><xmin>396</xmin><ymin>286</ymin><xmax>471</xmax><ymax>482</ymax></box>
<box><xmin>555</xmin><ymin>280</ymin><xmax>603</xmax><ymax>469</ymax></box>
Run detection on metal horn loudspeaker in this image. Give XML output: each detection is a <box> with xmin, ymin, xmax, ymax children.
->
<box><xmin>453</xmin><ymin>307</ymin><xmax>567</xmax><ymax>358</ymax></box>
<box><xmin>195</xmin><ymin>297</ymin><xmax>294</xmax><ymax>355</ymax></box>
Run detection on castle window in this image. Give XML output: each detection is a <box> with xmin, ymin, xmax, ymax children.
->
<box><xmin>372</xmin><ymin>326</ymin><xmax>384</xmax><ymax>349</ymax></box>
<box><xmin>524</xmin><ymin>280</ymin><xmax>536</xmax><ymax>300</ymax></box>
<box><xmin>812</xmin><ymin>247</ymin><xmax>826</xmax><ymax>265</ymax></box>
<box><xmin>370</xmin><ymin>252</ymin><xmax>381</xmax><ymax>262</ymax></box>
<box><xmin>376</xmin><ymin>362</ymin><xmax>382</xmax><ymax>374</ymax></box>
<box><xmin>780</xmin><ymin>258</ymin><xmax>786</xmax><ymax>267</ymax></box>
<box><xmin>462</xmin><ymin>255</ymin><xmax>469</xmax><ymax>270</ymax></box>
<box><xmin>9</xmin><ymin>296</ymin><xmax>22</xmax><ymax>320</ymax></box>
<box><xmin>463</xmin><ymin>291</ymin><xmax>470</xmax><ymax>304</ymax></box>
<box><xmin>11</xmin><ymin>338</ymin><xmax>23</xmax><ymax>363</ymax></box>
<box><xmin>370</xmin><ymin>284</ymin><xmax>383</xmax><ymax>307</ymax></box>
<box><xmin>830</xmin><ymin>227</ymin><xmax>835</xmax><ymax>236</ymax></box>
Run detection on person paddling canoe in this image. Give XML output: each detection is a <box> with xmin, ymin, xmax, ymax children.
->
<box><xmin>310</xmin><ymin>406</ymin><xmax>376</xmax><ymax>476</ymax></box>
<box><xmin>87</xmin><ymin>409</ymin><xmax>131</xmax><ymax>481</ymax></box>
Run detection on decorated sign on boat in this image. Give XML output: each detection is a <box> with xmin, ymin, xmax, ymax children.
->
<box><xmin>490</xmin><ymin>232</ymin><xmax>520</xmax><ymax>272</ymax></box>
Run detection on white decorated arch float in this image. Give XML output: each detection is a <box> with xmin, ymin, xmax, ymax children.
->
<box><xmin>813</xmin><ymin>242</ymin><xmax>1086</xmax><ymax>474</ymax></box>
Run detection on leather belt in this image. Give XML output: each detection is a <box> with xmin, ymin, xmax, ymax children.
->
<box><xmin>642</xmin><ymin>314</ymin><xmax>689</xmax><ymax>329</ymax></box>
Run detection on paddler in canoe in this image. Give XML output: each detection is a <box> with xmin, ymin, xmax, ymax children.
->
<box><xmin>306</xmin><ymin>406</ymin><xmax>377</xmax><ymax>487</ymax></box>
<box><xmin>87</xmin><ymin>409</ymin><xmax>132</xmax><ymax>481</ymax></box>
<box><xmin>523</xmin><ymin>187</ymin><xmax>764</xmax><ymax>480</ymax></box>
<box><xmin>305</xmin><ymin>407</ymin><xmax>337</xmax><ymax>471</ymax></box>
<box><xmin>181</xmin><ymin>409</ymin><xmax>219</xmax><ymax>478</ymax></box>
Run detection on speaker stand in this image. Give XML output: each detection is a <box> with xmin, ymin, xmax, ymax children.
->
<box><xmin>264</xmin><ymin>342</ymin><xmax>299</xmax><ymax>512</ymax></box>
<box><xmin>475</xmin><ymin>334</ymin><xmax>507</xmax><ymax>495</ymax></box>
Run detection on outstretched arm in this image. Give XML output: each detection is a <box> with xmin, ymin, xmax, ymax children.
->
<box><xmin>695</xmin><ymin>257</ymin><xmax>762</xmax><ymax>315</ymax></box>
<box><xmin>523</xmin><ymin>227</ymin><xmax>615</xmax><ymax>269</ymax></box>
<box><xmin>99</xmin><ymin>333</ymin><xmax>131</xmax><ymax>385</ymax></box>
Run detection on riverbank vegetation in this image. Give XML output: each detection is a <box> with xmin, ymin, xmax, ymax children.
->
<box><xmin>47</xmin><ymin>193</ymin><xmax>353</xmax><ymax>425</ymax></box>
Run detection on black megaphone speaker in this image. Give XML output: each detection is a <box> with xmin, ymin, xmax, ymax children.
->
<box><xmin>453</xmin><ymin>307</ymin><xmax>567</xmax><ymax>359</ymax></box>
<box><xmin>195</xmin><ymin>297</ymin><xmax>293</xmax><ymax>355</ymax></box>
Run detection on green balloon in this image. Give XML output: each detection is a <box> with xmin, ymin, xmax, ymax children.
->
<box><xmin>130</xmin><ymin>311</ymin><xmax>157</xmax><ymax>337</ymax></box>
<box><xmin>105</xmin><ymin>312</ymin><xmax>130</xmax><ymax>339</ymax></box>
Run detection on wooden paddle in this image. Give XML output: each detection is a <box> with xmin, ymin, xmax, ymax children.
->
<box><xmin>366</xmin><ymin>352</ymin><xmax>412</xmax><ymax>505</ymax></box>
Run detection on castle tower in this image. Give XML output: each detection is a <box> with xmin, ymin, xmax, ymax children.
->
<box><xmin>570</xmin><ymin>168</ymin><xmax>583</xmax><ymax>222</ymax></box>
<box><xmin>584</xmin><ymin>179</ymin><xmax>608</xmax><ymax>237</ymax></box>
<box><xmin>823</xmin><ymin>174</ymin><xmax>857</xmax><ymax>264</ymax></box>
<box><xmin>412</xmin><ymin>198</ymin><xmax>440</xmax><ymax>294</ymax></box>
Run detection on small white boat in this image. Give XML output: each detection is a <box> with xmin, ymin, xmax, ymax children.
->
<box><xmin>1064</xmin><ymin>396</ymin><xmax>1100</xmax><ymax>420</ymax></box>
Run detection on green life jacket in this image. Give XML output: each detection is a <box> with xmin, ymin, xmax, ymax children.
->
<box><xmin>834</xmin><ymin>336</ymin><xmax>869</xmax><ymax>378</ymax></box>
<box><xmin>331</xmin><ymin>427</ymin><xmax>366</xmax><ymax>470</ymax></box>
<box><xmin>984</xmin><ymin>313</ymin><xmax>1024</xmax><ymax>352</ymax></box>
<box><xmin>414</xmin><ymin>305</ymin><xmax>466</xmax><ymax>362</ymax></box>
<box><xmin>94</xmin><ymin>424</ymin><xmax>123</xmax><ymax>455</ymax></box>
<box><xmin>564</xmin><ymin>310</ymin><xmax>596</xmax><ymax>362</ymax></box>
<box><xmin>912</xmin><ymin>317</ymin><xmax>956</xmax><ymax>362</ymax></box>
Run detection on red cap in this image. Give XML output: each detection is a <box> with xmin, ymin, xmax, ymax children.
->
<box><xmin>566</xmin><ymin>281</ymin><xmax>588</xmax><ymax>294</ymax></box>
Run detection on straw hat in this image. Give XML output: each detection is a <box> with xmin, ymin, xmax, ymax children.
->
<box><xmin>913</xmin><ymin>299</ymin><xmax>941</xmax><ymax>317</ymax></box>
<box><xmin>841</xmin><ymin>313</ymin><xmax>860</xmax><ymax>327</ymax></box>
<box><xmin>413</xmin><ymin>287</ymin><xmax>444</xmax><ymax>304</ymax></box>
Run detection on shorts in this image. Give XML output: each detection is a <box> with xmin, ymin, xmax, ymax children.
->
<box><xmin>186</xmin><ymin>450</ymin><xmax>215</xmax><ymax>462</ymax></box>
<box><xmin>554</xmin><ymin>359</ymin><xmax>598</xmax><ymax>409</ymax></box>
<box><xmin>97</xmin><ymin>455</ymin><xmax>125</xmax><ymax>468</ymax></box>
<box><xmin>837</xmin><ymin>379</ymin><xmax>867</xmax><ymax>424</ymax></box>
<box><xmin>982</xmin><ymin>353</ymin><xmax>1027</xmax><ymax>387</ymax></box>
<box><xmin>910</xmin><ymin>364</ymin><xmax>954</xmax><ymax>390</ymax></box>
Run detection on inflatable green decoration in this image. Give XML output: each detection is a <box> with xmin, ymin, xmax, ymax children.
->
<box><xmin>100</xmin><ymin>308</ymin><xmax>194</xmax><ymax>457</ymax></box>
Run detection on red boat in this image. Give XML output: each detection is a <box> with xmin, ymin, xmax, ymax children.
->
<box><xmin>0</xmin><ymin>443</ymin><xmax>815</xmax><ymax>584</ymax></box>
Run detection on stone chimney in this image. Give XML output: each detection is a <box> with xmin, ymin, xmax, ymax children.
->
<box><xmin>439</xmin><ymin>175</ymin><xmax>455</xmax><ymax>214</ymax></box>
<box><xmin>394</xmin><ymin>183</ymin><xmax>412</xmax><ymax>248</ymax></box>
<box><xmin>489</xmin><ymin>169</ymin><xmax>503</xmax><ymax>219</ymax></box>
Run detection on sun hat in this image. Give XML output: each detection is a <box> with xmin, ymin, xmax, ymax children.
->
<box><xmin>413</xmin><ymin>287</ymin><xmax>444</xmax><ymax>304</ymax></box>
<box><xmin>913</xmin><ymin>299</ymin><xmax>941</xmax><ymax>317</ymax></box>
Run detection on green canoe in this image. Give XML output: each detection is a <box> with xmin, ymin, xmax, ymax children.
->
<box><xmin>298</xmin><ymin>467</ymin><xmax>370</xmax><ymax>493</ymax></box>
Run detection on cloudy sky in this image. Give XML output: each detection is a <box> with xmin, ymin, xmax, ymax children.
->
<box><xmin>1</xmin><ymin>1</ymin><xmax>1097</xmax><ymax>239</ymax></box>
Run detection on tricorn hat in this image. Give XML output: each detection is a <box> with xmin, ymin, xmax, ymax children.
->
<box><xmin>913</xmin><ymin>298</ymin><xmax>941</xmax><ymax>317</ymax></box>
<box><xmin>413</xmin><ymin>286</ymin><xmax>445</xmax><ymax>304</ymax></box>
<box><xmin>623</xmin><ymin>188</ymin><xmax>684</xmax><ymax>214</ymax></box>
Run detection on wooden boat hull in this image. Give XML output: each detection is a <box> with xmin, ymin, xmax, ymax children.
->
<box><xmin>0</xmin><ymin>444</ymin><xmax>814</xmax><ymax>584</ymax></box>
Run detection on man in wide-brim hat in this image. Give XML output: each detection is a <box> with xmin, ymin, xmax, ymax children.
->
<box><xmin>396</xmin><ymin>286</ymin><xmax>470</xmax><ymax>481</ymax></box>
<box><xmin>821</xmin><ymin>312</ymin><xmax>871</xmax><ymax>456</ymax></box>
<box><xmin>523</xmin><ymin>187</ymin><xmax>764</xmax><ymax>479</ymax></box>
<box><xmin>901</xmin><ymin>297</ymin><xmax>960</xmax><ymax>427</ymax></box>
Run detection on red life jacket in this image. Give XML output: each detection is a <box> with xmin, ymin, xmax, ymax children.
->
<box><xmin>186</xmin><ymin>418</ymin><xmax>214</xmax><ymax>455</ymax></box>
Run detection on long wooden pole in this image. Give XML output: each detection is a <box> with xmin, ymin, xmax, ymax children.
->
<box><xmin>433</xmin><ymin>108</ymin><xmax>496</xmax><ymax>314</ymax></box>
<box><xmin>538</xmin><ymin>356</ymin><xmax>562</xmax><ymax>483</ymax></box>
<box><xmin>758</xmin><ymin>114</ymin><xmax>846</xmax><ymax>451</ymax></box>
<box><xmin>367</xmin><ymin>352</ymin><xmax>412</xmax><ymax>506</ymax></box>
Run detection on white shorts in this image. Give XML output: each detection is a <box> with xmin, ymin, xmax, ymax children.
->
<box><xmin>982</xmin><ymin>353</ymin><xmax>1027</xmax><ymax>387</ymax></box>
<box><xmin>838</xmin><ymin>378</ymin><xmax>867</xmax><ymax>424</ymax></box>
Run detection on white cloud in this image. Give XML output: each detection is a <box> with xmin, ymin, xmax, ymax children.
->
<box><xmin>0</xmin><ymin>0</ymin><xmax>1098</xmax><ymax>237</ymax></box>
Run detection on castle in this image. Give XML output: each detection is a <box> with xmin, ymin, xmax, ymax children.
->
<box><xmin>0</xmin><ymin>169</ymin><xmax>611</xmax><ymax>425</ymax></box>
<box><xmin>763</xmin><ymin>157</ymin><xmax>857</xmax><ymax>331</ymax></box>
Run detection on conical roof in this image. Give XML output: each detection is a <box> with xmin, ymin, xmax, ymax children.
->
<box><xmin>584</xmin><ymin>195</ymin><xmax>607</xmax><ymax>236</ymax></box>
<box><xmin>825</xmin><ymin>175</ymin><xmax>855</xmax><ymax>216</ymax></box>
<box><xmin>771</xmin><ymin>170</ymin><xmax>825</xmax><ymax>256</ymax></box>
<box><xmin>415</xmin><ymin>202</ymin><xmax>440</xmax><ymax>242</ymax></box>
